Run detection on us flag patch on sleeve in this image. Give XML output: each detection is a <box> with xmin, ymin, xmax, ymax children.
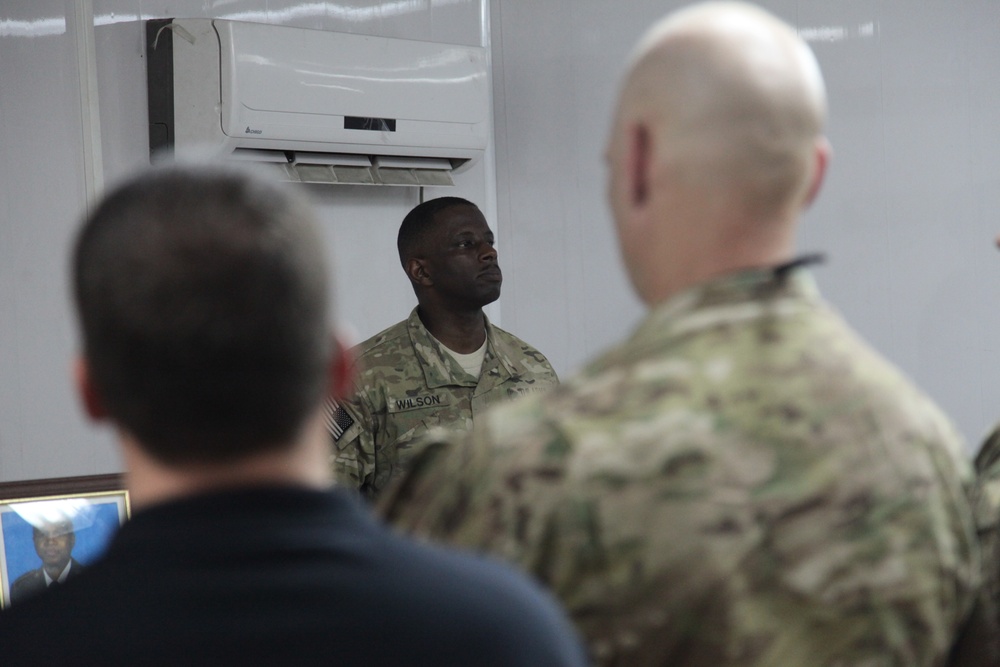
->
<box><xmin>323</xmin><ymin>397</ymin><xmax>355</xmax><ymax>442</ymax></box>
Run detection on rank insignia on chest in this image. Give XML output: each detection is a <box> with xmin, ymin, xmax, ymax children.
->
<box><xmin>507</xmin><ymin>386</ymin><xmax>548</xmax><ymax>398</ymax></box>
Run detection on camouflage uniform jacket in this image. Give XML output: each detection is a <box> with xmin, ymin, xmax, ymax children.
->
<box><xmin>382</xmin><ymin>267</ymin><xmax>984</xmax><ymax>666</ymax></box>
<box><xmin>329</xmin><ymin>307</ymin><xmax>558</xmax><ymax>498</ymax></box>
<box><xmin>971</xmin><ymin>425</ymin><xmax>1000</xmax><ymax>655</ymax></box>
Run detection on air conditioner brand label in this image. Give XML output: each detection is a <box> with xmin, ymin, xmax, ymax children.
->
<box><xmin>245</xmin><ymin>126</ymin><xmax>262</xmax><ymax>135</ymax></box>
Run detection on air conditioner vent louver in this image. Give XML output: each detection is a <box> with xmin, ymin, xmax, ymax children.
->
<box><xmin>226</xmin><ymin>149</ymin><xmax>461</xmax><ymax>186</ymax></box>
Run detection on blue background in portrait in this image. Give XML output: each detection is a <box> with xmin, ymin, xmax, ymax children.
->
<box><xmin>2</xmin><ymin>501</ymin><xmax>122</xmax><ymax>582</ymax></box>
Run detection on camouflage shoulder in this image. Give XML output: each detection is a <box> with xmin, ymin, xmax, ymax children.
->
<box><xmin>970</xmin><ymin>422</ymin><xmax>1000</xmax><ymax>664</ymax></box>
<box><xmin>378</xmin><ymin>425</ymin><xmax>467</xmax><ymax>521</ymax></box>
<box><xmin>976</xmin><ymin>423</ymin><xmax>1000</xmax><ymax>477</ymax></box>
<box><xmin>973</xmin><ymin>422</ymin><xmax>1000</xmax><ymax>567</ymax></box>
<box><xmin>323</xmin><ymin>394</ymin><xmax>364</xmax><ymax>450</ymax></box>
<box><xmin>488</xmin><ymin>323</ymin><xmax>548</xmax><ymax>357</ymax></box>
<box><xmin>351</xmin><ymin>319</ymin><xmax>427</xmax><ymax>385</ymax></box>
<box><xmin>379</xmin><ymin>392</ymin><xmax>571</xmax><ymax>550</ymax></box>
<box><xmin>351</xmin><ymin>319</ymin><xmax>411</xmax><ymax>365</ymax></box>
<box><xmin>489</xmin><ymin>325</ymin><xmax>559</xmax><ymax>381</ymax></box>
<box><xmin>326</xmin><ymin>394</ymin><xmax>372</xmax><ymax>493</ymax></box>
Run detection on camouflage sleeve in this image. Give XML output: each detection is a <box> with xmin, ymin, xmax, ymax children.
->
<box><xmin>327</xmin><ymin>393</ymin><xmax>378</xmax><ymax>496</ymax></box>
<box><xmin>381</xmin><ymin>400</ymin><xmax>642</xmax><ymax>659</ymax></box>
<box><xmin>378</xmin><ymin>426</ymin><xmax>496</xmax><ymax>540</ymax></box>
<box><xmin>379</xmin><ymin>408</ymin><xmax>728</xmax><ymax>664</ymax></box>
<box><xmin>968</xmin><ymin>424</ymin><xmax>1000</xmax><ymax>660</ymax></box>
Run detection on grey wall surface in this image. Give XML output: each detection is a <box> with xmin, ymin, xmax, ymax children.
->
<box><xmin>2</xmin><ymin>0</ymin><xmax>1000</xmax><ymax>482</ymax></box>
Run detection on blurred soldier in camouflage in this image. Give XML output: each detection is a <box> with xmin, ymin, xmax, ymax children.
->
<box><xmin>974</xmin><ymin>425</ymin><xmax>1000</xmax><ymax>645</ymax></box>
<box><xmin>972</xmin><ymin>237</ymin><xmax>1000</xmax><ymax>636</ymax></box>
<box><xmin>327</xmin><ymin>197</ymin><xmax>558</xmax><ymax>499</ymax></box>
<box><xmin>381</xmin><ymin>2</ymin><xmax>991</xmax><ymax>665</ymax></box>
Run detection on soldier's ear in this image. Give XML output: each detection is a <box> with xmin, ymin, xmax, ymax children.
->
<box><xmin>803</xmin><ymin>137</ymin><xmax>831</xmax><ymax>209</ymax></box>
<box><xmin>328</xmin><ymin>335</ymin><xmax>353</xmax><ymax>400</ymax></box>
<box><xmin>407</xmin><ymin>258</ymin><xmax>433</xmax><ymax>287</ymax></box>
<box><xmin>73</xmin><ymin>356</ymin><xmax>108</xmax><ymax>422</ymax></box>
<box><xmin>628</xmin><ymin>121</ymin><xmax>652</xmax><ymax>208</ymax></box>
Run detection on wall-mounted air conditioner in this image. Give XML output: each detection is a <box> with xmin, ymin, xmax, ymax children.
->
<box><xmin>146</xmin><ymin>19</ymin><xmax>490</xmax><ymax>186</ymax></box>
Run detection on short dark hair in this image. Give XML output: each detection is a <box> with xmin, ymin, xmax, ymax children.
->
<box><xmin>72</xmin><ymin>165</ymin><xmax>332</xmax><ymax>465</ymax></box>
<box><xmin>396</xmin><ymin>197</ymin><xmax>478</xmax><ymax>266</ymax></box>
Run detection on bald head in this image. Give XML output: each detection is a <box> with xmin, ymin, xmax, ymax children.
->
<box><xmin>628</xmin><ymin>2</ymin><xmax>824</xmax><ymax>214</ymax></box>
<box><xmin>607</xmin><ymin>2</ymin><xmax>829</xmax><ymax>303</ymax></box>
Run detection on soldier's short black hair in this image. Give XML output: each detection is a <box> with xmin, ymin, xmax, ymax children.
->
<box><xmin>72</xmin><ymin>164</ymin><xmax>333</xmax><ymax>465</ymax></box>
<box><xmin>396</xmin><ymin>197</ymin><xmax>478</xmax><ymax>266</ymax></box>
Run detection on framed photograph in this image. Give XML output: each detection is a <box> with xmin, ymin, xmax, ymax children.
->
<box><xmin>0</xmin><ymin>474</ymin><xmax>129</xmax><ymax>608</ymax></box>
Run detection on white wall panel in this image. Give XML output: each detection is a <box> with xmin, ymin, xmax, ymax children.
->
<box><xmin>797</xmin><ymin>0</ymin><xmax>999</xmax><ymax>445</ymax></box>
<box><xmin>796</xmin><ymin>0</ymin><xmax>892</xmax><ymax>353</ymax></box>
<box><xmin>0</xmin><ymin>1</ymin><xmax>120</xmax><ymax>481</ymax></box>
<box><xmin>489</xmin><ymin>0</ymin><xmax>644</xmax><ymax>380</ymax></box>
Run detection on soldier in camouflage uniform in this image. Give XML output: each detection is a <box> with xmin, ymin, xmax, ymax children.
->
<box><xmin>973</xmin><ymin>239</ymin><xmax>1000</xmax><ymax>636</ymax></box>
<box><xmin>328</xmin><ymin>197</ymin><xmax>558</xmax><ymax>499</ymax></box>
<box><xmin>381</xmin><ymin>3</ymin><xmax>990</xmax><ymax>665</ymax></box>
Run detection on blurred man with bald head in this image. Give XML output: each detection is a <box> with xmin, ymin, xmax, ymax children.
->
<box><xmin>383</xmin><ymin>2</ymin><xmax>989</xmax><ymax>665</ymax></box>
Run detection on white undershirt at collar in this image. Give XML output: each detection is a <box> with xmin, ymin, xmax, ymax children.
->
<box><xmin>44</xmin><ymin>559</ymin><xmax>73</xmax><ymax>586</ymax></box>
<box><xmin>434</xmin><ymin>333</ymin><xmax>488</xmax><ymax>377</ymax></box>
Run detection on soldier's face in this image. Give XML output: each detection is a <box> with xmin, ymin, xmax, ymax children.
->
<box><xmin>421</xmin><ymin>205</ymin><xmax>502</xmax><ymax>308</ymax></box>
<box><xmin>32</xmin><ymin>522</ymin><xmax>74</xmax><ymax>569</ymax></box>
